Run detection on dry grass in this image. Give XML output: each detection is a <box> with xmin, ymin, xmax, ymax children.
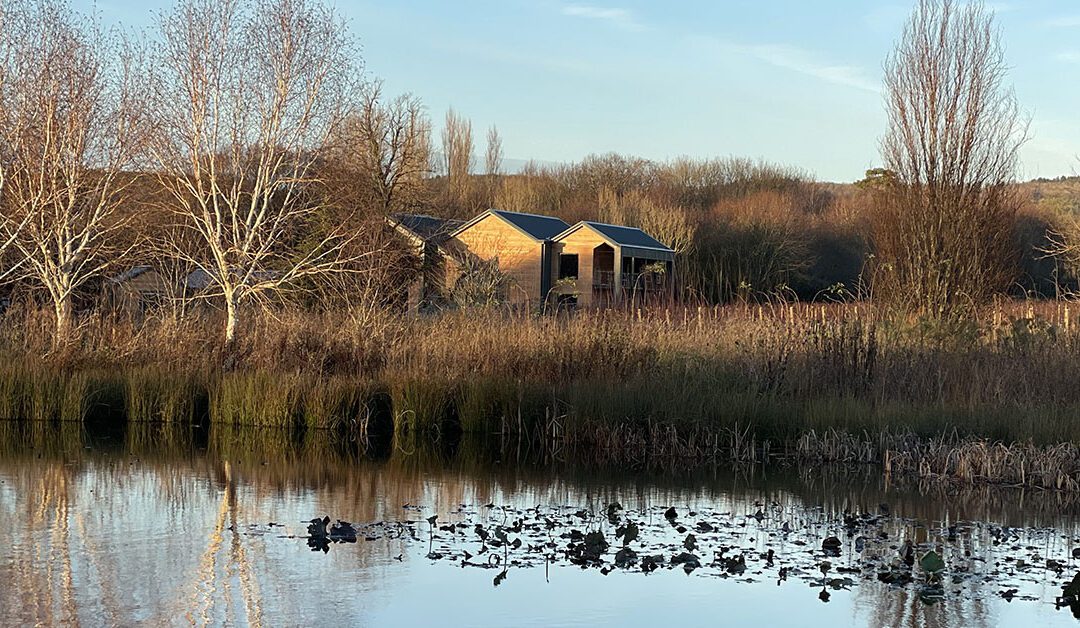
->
<box><xmin>3</xmin><ymin>300</ymin><xmax>1080</xmax><ymax>485</ymax></box>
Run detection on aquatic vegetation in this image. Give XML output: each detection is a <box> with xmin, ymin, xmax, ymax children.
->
<box><xmin>124</xmin><ymin>368</ymin><xmax>204</xmax><ymax>423</ymax></box>
<box><xmin>283</xmin><ymin>495</ymin><xmax>1080</xmax><ymax>618</ymax></box>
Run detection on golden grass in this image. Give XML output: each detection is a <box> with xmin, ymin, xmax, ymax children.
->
<box><xmin>2</xmin><ymin>300</ymin><xmax>1080</xmax><ymax>486</ymax></box>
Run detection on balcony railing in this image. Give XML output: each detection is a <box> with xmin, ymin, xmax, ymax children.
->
<box><xmin>592</xmin><ymin>270</ymin><xmax>668</xmax><ymax>292</ymax></box>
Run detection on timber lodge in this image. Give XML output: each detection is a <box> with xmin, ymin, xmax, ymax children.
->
<box><xmin>389</xmin><ymin>209</ymin><xmax>675</xmax><ymax>311</ymax></box>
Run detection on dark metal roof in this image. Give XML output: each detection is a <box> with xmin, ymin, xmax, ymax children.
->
<box><xmin>581</xmin><ymin>221</ymin><xmax>674</xmax><ymax>252</ymax></box>
<box><xmin>489</xmin><ymin>210</ymin><xmax>570</xmax><ymax>241</ymax></box>
<box><xmin>108</xmin><ymin>265</ymin><xmax>153</xmax><ymax>284</ymax></box>
<box><xmin>390</xmin><ymin>214</ymin><xmax>465</xmax><ymax>244</ymax></box>
<box><xmin>552</xmin><ymin>221</ymin><xmax>675</xmax><ymax>261</ymax></box>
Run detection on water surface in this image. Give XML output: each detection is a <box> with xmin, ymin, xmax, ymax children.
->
<box><xmin>2</xmin><ymin>422</ymin><xmax>1080</xmax><ymax>627</ymax></box>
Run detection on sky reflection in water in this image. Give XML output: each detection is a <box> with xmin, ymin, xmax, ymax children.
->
<box><xmin>2</xmin><ymin>422</ymin><xmax>1080</xmax><ymax>627</ymax></box>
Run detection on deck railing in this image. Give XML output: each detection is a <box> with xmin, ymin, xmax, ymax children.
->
<box><xmin>592</xmin><ymin>270</ymin><xmax>668</xmax><ymax>293</ymax></box>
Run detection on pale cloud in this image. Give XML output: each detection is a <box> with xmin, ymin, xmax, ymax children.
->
<box><xmin>1046</xmin><ymin>15</ymin><xmax>1080</xmax><ymax>28</ymax></box>
<box><xmin>1056</xmin><ymin>50</ymin><xmax>1080</xmax><ymax>63</ymax></box>
<box><xmin>693</xmin><ymin>36</ymin><xmax>880</xmax><ymax>94</ymax></box>
<box><xmin>561</xmin><ymin>5</ymin><xmax>646</xmax><ymax>32</ymax></box>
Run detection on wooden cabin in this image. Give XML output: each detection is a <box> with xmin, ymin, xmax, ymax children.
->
<box><xmin>551</xmin><ymin>221</ymin><xmax>675</xmax><ymax>306</ymax></box>
<box><xmin>446</xmin><ymin>210</ymin><xmax>570</xmax><ymax>307</ymax></box>
<box><xmin>105</xmin><ymin>266</ymin><xmax>169</xmax><ymax>314</ymax></box>
<box><xmin>387</xmin><ymin>209</ymin><xmax>675</xmax><ymax>311</ymax></box>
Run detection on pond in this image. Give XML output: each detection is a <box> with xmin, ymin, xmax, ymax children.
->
<box><xmin>2</xmin><ymin>422</ymin><xmax>1080</xmax><ymax>627</ymax></box>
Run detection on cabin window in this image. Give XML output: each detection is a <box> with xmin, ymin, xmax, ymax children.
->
<box><xmin>559</xmin><ymin>254</ymin><xmax>579</xmax><ymax>280</ymax></box>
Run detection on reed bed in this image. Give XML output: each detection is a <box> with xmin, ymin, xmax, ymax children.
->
<box><xmin>1</xmin><ymin>302</ymin><xmax>1080</xmax><ymax>486</ymax></box>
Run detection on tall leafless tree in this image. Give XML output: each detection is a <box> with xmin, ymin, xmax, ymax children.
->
<box><xmin>0</xmin><ymin>0</ymin><xmax>147</xmax><ymax>340</ymax></box>
<box><xmin>874</xmin><ymin>0</ymin><xmax>1027</xmax><ymax>318</ymax></box>
<box><xmin>333</xmin><ymin>81</ymin><xmax>431</xmax><ymax>214</ymax></box>
<box><xmin>442</xmin><ymin>108</ymin><xmax>473</xmax><ymax>211</ymax></box>
<box><xmin>147</xmin><ymin>0</ymin><xmax>367</xmax><ymax>347</ymax></box>
<box><xmin>483</xmin><ymin>125</ymin><xmax>503</xmax><ymax>207</ymax></box>
<box><xmin>485</xmin><ymin>125</ymin><xmax>503</xmax><ymax>178</ymax></box>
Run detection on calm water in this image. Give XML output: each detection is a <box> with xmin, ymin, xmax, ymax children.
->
<box><xmin>3</xmin><ymin>422</ymin><xmax>1080</xmax><ymax>627</ymax></box>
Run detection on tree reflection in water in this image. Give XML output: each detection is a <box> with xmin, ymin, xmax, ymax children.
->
<box><xmin>1</xmin><ymin>421</ymin><xmax>1080</xmax><ymax>627</ymax></box>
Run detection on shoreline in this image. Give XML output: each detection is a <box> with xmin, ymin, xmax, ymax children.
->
<box><xmin>1</xmin><ymin>303</ymin><xmax>1078</xmax><ymax>489</ymax></box>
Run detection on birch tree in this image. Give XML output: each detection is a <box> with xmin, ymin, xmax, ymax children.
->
<box><xmin>0</xmin><ymin>0</ymin><xmax>145</xmax><ymax>340</ymax></box>
<box><xmin>148</xmin><ymin>0</ymin><xmax>365</xmax><ymax>347</ymax></box>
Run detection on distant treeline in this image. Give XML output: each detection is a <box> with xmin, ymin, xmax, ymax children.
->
<box><xmin>411</xmin><ymin>154</ymin><xmax>1080</xmax><ymax>303</ymax></box>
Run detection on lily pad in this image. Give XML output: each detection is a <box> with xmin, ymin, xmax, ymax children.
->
<box><xmin>920</xmin><ymin>551</ymin><xmax>946</xmax><ymax>575</ymax></box>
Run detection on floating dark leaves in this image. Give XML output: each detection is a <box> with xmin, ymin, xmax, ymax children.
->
<box><xmin>286</xmin><ymin>502</ymin><xmax>1078</xmax><ymax>612</ymax></box>
<box><xmin>330</xmin><ymin>520</ymin><xmax>357</xmax><ymax>543</ymax></box>
<box><xmin>606</xmin><ymin>503</ymin><xmax>623</xmax><ymax>524</ymax></box>
<box><xmin>821</xmin><ymin>536</ymin><xmax>842</xmax><ymax>557</ymax></box>
<box><xmin>614</xmin><ymin>547</ymin><xmax>638</xmax><ymax>569</ymax></box>
<box><xmin>616</xmin><ymin>521</ymin><xmax>639</xmax><ymax>546</ymax></box>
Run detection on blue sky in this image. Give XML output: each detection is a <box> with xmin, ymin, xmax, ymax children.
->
<box><xmin>80</xmin><ymin>0</ymin><xmax>1080</xmax><ymax>182</ymax></box>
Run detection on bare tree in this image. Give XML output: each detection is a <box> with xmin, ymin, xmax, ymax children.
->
<box><xmin>332</xmin><ymin>81</ymin><xmax>431</xmax><ymax>215</ymax></box>
<box><xmin>0</xmin><ymin>0</ymin><xmax>146</xmax><ymax>340</ymax></box>
<box><xmin>147</xmin><ymin>0</ymin><xmax>366</xmax><ymax>347</ymax></box>
<box><xmin>483</xmin><ymin>125</ymin><xmax>503</xmax><ymax>207</ymax></box>
<box><xmin>598</xmin><ymin>188</ymin><xmax>695</xmax><ymax>256</ymax></box>
<box><xmin>485</xmin><ymin>125</ymin><xmax>503</xmax><ymax>178</ymax></box>
<box><xmin>442</xmin><ymin>108</ymin><xmax>473</xmax><ymax>210</ymax></box>
<box><xmin>0</xmin><ymin>0</ymin><xmax>25</xmax><ymax>275</ymax></box>
<box><xmin>874</xmin><ymin>0</ymin><xmax>1027</xmax><ymax>318</ymax></box>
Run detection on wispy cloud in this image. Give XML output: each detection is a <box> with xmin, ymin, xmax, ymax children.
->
<box><xmin>561</xmin><ymin>4</ymin><xmax>646</xmax><ymax>32</ymax></box>
<box><xmin>1046</xmin><ymin>15</ymin><xmax>1080</xmax><ymax>28</ymax></box>
<box><xmin>1056</xmin><ymin>50</ymin><xmax>1080</xmax><ymax>63</ymax></box>
<box><xmin>693</xmin><ymin>36</ymin><xmax>880</xmax><ymax>94</ymax></box>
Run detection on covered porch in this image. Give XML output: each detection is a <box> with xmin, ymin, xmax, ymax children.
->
<box><xmin>554</xmin><ymin>221</ymin><xmax>675</xmax><ymax>307</ymax></box>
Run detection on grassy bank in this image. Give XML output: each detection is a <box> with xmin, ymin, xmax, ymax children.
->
<box><xmin>3</xmin><ymin>302</ymin><xmax>1080</xmax><ymax>487</ymax></box>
